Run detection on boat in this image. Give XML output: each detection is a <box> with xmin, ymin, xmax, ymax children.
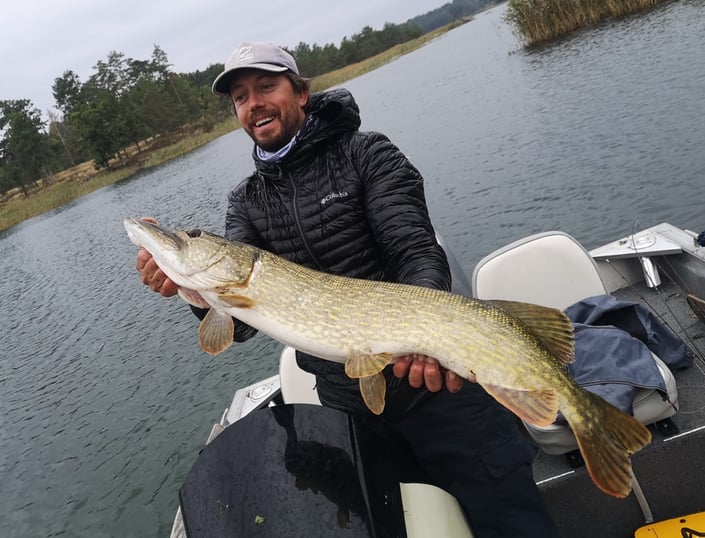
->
<box><xmin>169</xmin><ymin>221</ymin><xmax>705</xmax><ymax>538</ymax></box>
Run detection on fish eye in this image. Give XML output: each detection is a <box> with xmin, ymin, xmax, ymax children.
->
<box><xmin>186</xmin><ymin>229</ymin><xmax>202</xmax><ymax>238</ymax></box>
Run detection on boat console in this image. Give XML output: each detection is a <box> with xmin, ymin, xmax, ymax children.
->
<box><xmin>178</xmin><ymin>403</ymin><xmax>470</xmax><ymax>537</ymax></box>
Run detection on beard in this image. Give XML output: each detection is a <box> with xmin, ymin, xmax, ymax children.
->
<box><xmin>254</xmin><ymin>131</ymin><xmax>291</xmax><ymax>152</ymax></box>
<box><xmin>248</xmin><ymin>110</ymin><xmax>304</xmax><ymax>153</ymax></box>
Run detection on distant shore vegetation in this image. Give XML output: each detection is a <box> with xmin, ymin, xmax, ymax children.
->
<box><xmin>505</xmin><ymin>0</ymin><xmax>666</xmax><ymax>46</ymax></box>
<box><xmin>0</xmin><ymin>0</ymin><xmax>495</xmax><ymax>234</ymax></box>
<box><xmin>0</xmin><ymin>0</ymin><xmax>672</xmax><ymax>233</ymax></box>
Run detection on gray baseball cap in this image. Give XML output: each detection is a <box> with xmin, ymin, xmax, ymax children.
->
<box><xmin>212</xmin><ymin>41</ymin><xmax>299</xmax><ymax>96</ymax></box>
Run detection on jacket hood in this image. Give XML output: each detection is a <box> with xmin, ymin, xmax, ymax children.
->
<box><xmin>305</xmin><ymin>87</ymin><xmax>361</xmax><ymax>136</ymax></box>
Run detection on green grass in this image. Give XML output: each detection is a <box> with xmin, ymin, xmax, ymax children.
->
<box><xmin>0</xmin><ymin>22</ymin><xmax>464</xmax><ymax>234</ymax></box>
<box><xmin>0</xmin><ymin>122</ymin><xmax>237</xmax><ymax>232</ymax></box>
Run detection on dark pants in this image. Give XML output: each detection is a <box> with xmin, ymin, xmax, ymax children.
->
<box><xmin>303</xmin><ymin>354</ymin><xmax>559</xmax><ymax>537</ymax></box>
<box><xmin>352</xmin><ymin>381</ymin><xmax>559</xmax><ymax>538</ymax></box>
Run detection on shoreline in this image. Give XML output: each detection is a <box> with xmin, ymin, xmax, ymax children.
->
<box><xmin>0</xmin><ymin>23</ymin><xmax>463</xmax><ymax>235</ymax></box>
<box><xmin>3</xmin><ymin>0</ymin><xmax>668</xmax><ymax>235</ymax></box>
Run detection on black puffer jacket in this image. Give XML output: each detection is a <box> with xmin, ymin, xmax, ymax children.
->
<box><xmin>224</xmin><ymin>88</ymin><xmax>450</xmax><ymax>416</ymax></box>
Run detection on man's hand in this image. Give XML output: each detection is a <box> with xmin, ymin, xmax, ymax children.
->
<box><xmin>393</xmin><ymin>355</ymin><xmax>464</xmax><ymax>393</ymax></box>
<box><xmin>135</xmin><ymin>217</ymin><xmax>179</xmax><ymax>297</ymax></box>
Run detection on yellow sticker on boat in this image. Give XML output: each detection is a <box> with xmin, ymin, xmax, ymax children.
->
<box><xmin>635</xmin><ymin>512</ymin><xmax>705</xmax><ymax>537</ymax></box>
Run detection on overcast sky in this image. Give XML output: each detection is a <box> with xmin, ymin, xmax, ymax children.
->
<box><xmin>0</xmin><ymin>0</ymin><xmax>447</xmax><ymax>116</ymax></box>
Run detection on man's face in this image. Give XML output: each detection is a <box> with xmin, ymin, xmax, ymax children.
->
<box><xmin>229</xmin><ymin>70</ymin><xmax>308</xmax><ymax>152</ymax></box>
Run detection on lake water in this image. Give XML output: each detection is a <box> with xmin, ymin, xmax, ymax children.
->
<box><xmin>2</xmin><ymin>2</ymin><xmax>704</xmax><ymax>536</ymax></box>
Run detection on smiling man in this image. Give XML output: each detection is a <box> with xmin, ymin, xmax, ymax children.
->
<box><xmin>135</xmin><ymin>41</ymin><xmax>559</xmax><ymax>537</ymax></box>
<box><xmin>217</xmin><ymin>43</ymin><xmax>308</xmax><ymax>152</ymax></box>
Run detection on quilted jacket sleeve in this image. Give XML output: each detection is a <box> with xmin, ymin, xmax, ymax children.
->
<box><xmin>355</xmin><ymin>131</ymin><xmax>450</xmax><ymax>291</ymax></box>
<box><xmin>224</xmin><ymin>180</ymin><xmax>264</xmax><ymax>247</ymax></box>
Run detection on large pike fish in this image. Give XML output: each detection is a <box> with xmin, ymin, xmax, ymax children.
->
<box><xmin>124</xmin><ymin>217</ymin><xmax>651</xmax><ymax>498</ymax></box>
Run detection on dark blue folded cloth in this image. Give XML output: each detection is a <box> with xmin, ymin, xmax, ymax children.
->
<box><xmin>697</xmin><ymin>230</ymin><xmax>705</xmax><ymax>247</ymax></box>
<box><xmin>555</xmin><ymin>294</ymin><xmax>693</xmax><ymax>419</ymax></box>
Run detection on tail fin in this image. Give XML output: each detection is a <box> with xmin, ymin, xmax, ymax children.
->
<box><xmin>570</xmin><ymin>391</ymin><xmax>652</xmax><ymax>498</ymax></box>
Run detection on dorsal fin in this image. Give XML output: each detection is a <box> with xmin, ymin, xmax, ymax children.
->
<box><xmin>488</xmin><ymin>299</ymin><xmax>574</xmax><ymax>364</ymax></box>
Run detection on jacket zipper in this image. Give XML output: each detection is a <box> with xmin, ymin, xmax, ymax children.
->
<box><xmin>285</xmin><ymin>168</ymin><xmax>325</xmax><ymax>271</ymax></box>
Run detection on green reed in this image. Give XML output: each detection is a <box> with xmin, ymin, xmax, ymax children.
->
<box><xmin>505</xmin><ymin>0</ymin><xmax>664</xmax><ymax>46</ymax></box>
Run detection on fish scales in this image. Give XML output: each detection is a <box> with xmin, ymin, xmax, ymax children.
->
<box><xmin>124</xmin><ymin>218</ymin><xmax>652</xmax><ymax>499</ymax></box>
<box><xmin>252</xmin><ymin>252</ymin><xmax>556</xmax><ymax>390</ymax></box>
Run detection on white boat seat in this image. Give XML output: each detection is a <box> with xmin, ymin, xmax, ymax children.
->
<box><xmin>471</xmin><ymin>231</ymin><xmax>678</xmax><ymax>454</ymax></box>
<box><xmin>400</xmin><ymin>483</ymin><xmax>474</xmax><ymax>537</ymax></box>
<box><xmin>472</xmin><ymin>231</ymin><xmax>606</xmax><ymax>311</ymax></box>
<box><xmin>278</xmin><ymin>346</ymin><xmax>321</xmax><ymax>406</ymax></box>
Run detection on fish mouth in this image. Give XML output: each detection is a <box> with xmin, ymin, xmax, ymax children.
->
<box><xmin>124</xmin><ymin>217</ymin><xmax>184</xmax><ymax>251</ymax></box>
<box><xmin>124</xmin><ymin>218</ymin><xmax>228</xmax><ymax>286</ymax></box>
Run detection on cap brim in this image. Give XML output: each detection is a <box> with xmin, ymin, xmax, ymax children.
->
<box><xmin>211</xmin><ymin>64</ymin><xmax>289</xmax><ymax>96</ymax></box>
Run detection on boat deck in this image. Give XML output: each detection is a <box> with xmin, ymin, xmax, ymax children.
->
<box><xmin>536</xmin><ymin>272</ymin><xmax>705</xmax><ymax>537</ymax></box>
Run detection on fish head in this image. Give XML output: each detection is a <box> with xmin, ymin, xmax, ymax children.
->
<box><xmin>124</xmin><ymin>218</ymin><xmax>256</xmax><ymax>290</ymax></box>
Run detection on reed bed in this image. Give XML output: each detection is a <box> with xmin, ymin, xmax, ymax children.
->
<box><xmin>505</xmin><ymin>0</ymin><xmax>665</xmax><ymax>46</ymax></box>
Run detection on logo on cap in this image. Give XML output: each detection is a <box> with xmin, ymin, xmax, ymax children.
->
<box><xmin>235</xmin><ymin>45</ymin><xmax>256</xmax><ymax>66</ymax></box>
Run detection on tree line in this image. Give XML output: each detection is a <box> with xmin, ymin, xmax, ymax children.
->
<box><xmin>0</xmin><ymin>0</ymin><xmax>495</xmax><ymax>197</ymax></box>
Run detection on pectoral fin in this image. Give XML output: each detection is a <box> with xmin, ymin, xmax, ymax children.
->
<box><xmin>481</xmin><ymin>382</ymin><xmax>559</xmax><ymax>427</ymax></box>
<box><xmin>198</xmin><ymin>308</ymin><xmax>235</xmax><ymax>355</ymax></box>
<box><xmin>344</xmin><ymin>353</ymin><xmax>393</xmax><ymax>378</ymax></box>
<box><xmin>217</xmin><ymin>290</ymin><xmax>256</xmax><ymax>308</ymax></box>
<box><xmin>359</xmin><ymin>373</ymin><xmax>387</xmax><ymax>415</ymax></box>
<box><xmin>178</xmin><ymin>288</ymin><xmax>211</xmax><ymax>309</ymax></box>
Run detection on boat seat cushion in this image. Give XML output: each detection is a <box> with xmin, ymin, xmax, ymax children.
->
<box><xmin>472</xmin><ymin>231</ymin><xmax>606</xmax><ymax>311</ymax></box>
<box><xmin>471</xmin><ymin>231</ymin><xmax>679</xmax><ymax>455</ymax></box>
<box><xmin>279</xmin><ymin>346</ymin><xmax>321</xmax><ymax>406</ymax></box>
